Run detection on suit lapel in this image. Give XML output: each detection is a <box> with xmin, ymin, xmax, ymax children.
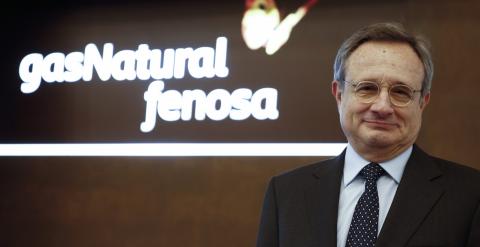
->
<box><xmin>305</xmin><ymin>151</ymin><xmax>345</xmax><ymax>246</ymax></box>
<box><xmin>376</xmin><ymin>145</ymin><xmax>444</xmax><ymax>247</ymax></box>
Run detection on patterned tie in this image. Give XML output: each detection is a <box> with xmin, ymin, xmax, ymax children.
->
<box><xmin>346</xmin><ymin>162</ymin><xmax>385</xmax><ymax>247</ymax></box>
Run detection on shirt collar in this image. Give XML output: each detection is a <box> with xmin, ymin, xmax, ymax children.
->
<box><xmin>343</xmin><ymin>143</ymin><xmax>412</xmax><ymax>188</ymax></box>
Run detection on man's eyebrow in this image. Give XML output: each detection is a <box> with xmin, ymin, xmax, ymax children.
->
<box><xmin>359</xmin><ymin>78</ymin><xmax>411</xmax><ymax>86</ymax></box>
<box><xmin>352</xmin><ymin>77</ymin><xmax>381</xmax><ymax>82</ymax></box>
<box><xmin>388</xmin><ymin>80</ymin><xmax>412</xmax><ymax>86</ymax></box>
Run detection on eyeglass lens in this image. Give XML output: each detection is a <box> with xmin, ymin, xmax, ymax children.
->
<box><xmin>354</xmin><ymin>81</ymin><xmax>414</xmax><ymax>106</ymax></box>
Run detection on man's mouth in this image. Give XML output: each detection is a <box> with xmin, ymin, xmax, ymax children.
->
<box><xmin>363</xmin><ymin>119</ymin><xmax>398</xmax><ymax>129</ymax></box>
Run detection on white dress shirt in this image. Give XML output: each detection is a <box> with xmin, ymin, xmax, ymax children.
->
<box><xmin>336</xmin><ymin>144</ymin><xmax>412</xmax><ymax>247</ymax></box>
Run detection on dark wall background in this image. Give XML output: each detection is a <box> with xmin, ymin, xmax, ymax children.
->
<box><xmin>1</xmin><ymin>0</ymin><xmax>479</xmax><ymax>246</ymax></box>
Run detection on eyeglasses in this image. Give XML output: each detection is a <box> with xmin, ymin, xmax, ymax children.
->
<box><xmin>344</xmin><ymin>80</ymin><xmax>422</xmax><ymax>107</ymax></box>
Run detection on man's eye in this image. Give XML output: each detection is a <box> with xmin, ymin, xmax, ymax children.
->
<box><xmin>391</xmin><ymin>86</ymin><xmax>412</xmax><ymax>97</ymax></box>
<box><xmin>356</xmin><ymin>83</ymin><xmax>377</xmax><ymax>92</ymax></box>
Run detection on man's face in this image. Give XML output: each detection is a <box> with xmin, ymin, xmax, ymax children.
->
<box><xmin>332</xmin><ymin>41</ymin><xmax>430</xmax><ymax>160</ymax></box>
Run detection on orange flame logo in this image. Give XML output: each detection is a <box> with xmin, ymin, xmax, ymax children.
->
<box><xmin>241</xmin><ymin>0</ymin><xmax>317</xmax><ymax>55</ymax></box>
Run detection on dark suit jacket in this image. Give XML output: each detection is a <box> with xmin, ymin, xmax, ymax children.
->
<box><xmin>256</xmin><ymin>145</ymin><xmax>480</xmax><ymax>247</ymax></box>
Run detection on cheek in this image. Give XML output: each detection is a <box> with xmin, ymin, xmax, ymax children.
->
<box><xmin>340</xmin><ymin>102</ymin><xmax>367</xmax><ymax>125</ymax></box>
<box><xmin>398</xmin><ymin>108</ymin><xmax>423</xmax><ymax>130</ymax></box>
<box><xmin>411</xmin><ymin>110</ymin><xmax>424</xmax><ymax>130</ymax></box>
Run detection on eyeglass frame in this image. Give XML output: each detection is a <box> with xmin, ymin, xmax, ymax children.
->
<box><xmin>342</xmin><ymin>80</ymin><xmax>423</xmax><ymax>107</ymax></box>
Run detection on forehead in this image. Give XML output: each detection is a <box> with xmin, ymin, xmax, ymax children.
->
<box><xmin>345</xmin><ymin>41</ymin><xmax>425</xmax><ymax>87</ymax></box>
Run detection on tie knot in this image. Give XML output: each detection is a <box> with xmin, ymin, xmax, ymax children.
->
<box><xmin>360</xmin><ymin>162</ymin><xmax>385</xmax><ymax>182</ymax></box>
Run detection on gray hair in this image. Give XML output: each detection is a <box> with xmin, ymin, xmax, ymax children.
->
<box><xmin>333</xmin><ymin>22</ymin><xmax>433</xmax><ymax>95</ymax></box>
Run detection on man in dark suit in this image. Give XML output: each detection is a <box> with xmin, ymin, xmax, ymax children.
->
<box><xmin>256</xmin><ymin>22</ymin><xmax>480</xmax><ymax>247</ymax></box>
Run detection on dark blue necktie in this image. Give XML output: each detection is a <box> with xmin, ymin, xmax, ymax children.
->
<box><xmin>346</xmin><ymin>163</ymin><xmax>385</xmax><ymax>247</ymax></box>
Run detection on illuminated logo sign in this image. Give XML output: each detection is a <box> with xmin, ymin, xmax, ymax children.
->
<box><xmin>241</xmin><ymin>0</ymin><xmax>317</xmax><ymax>55</ymax></box>
<box><xmin>18</xmin><ymin>37</ymin><xmax>279</xmax><ymax>133</ymax></box>
<box><xmin>6</xmin><ymin>4</ymin><xmax>348</xmax><ymax>157</ymax></box>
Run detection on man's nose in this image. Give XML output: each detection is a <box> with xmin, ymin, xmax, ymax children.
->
<box><xmin>370</xmin><ymin>89</ymin><xmax>394</xmax><ymax>115</ymax></box>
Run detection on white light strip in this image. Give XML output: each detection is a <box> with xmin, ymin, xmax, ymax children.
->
<box><xmin>0</xmin><ymin>143</ymin><xmax>347</xmax><ymax>157</ymax></box>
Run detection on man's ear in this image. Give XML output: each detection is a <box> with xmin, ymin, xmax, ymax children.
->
<box><xmin>332</xmin><ymin>80</ymin><xmax>342</xmax><ymax>106</ymax></box>
<box><xmin>420</xmin><ymin>91</ymin><xmax>430</xmax><ymax>109</ymax></box>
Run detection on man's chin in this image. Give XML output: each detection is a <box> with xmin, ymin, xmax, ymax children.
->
<box><xmin>362</xmin><ymin>132</ymin><xmax>397</xmax><ymax>148</ymax></box>
<box><xmin>366</xmin><ymin>139</ymin><xmax>395</xmax><ymax>148</ymax></box>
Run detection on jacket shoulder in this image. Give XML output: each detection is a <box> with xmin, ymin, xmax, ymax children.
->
<box><xmin>274</xmin><ymin>156</ymin><xmax>336</xmax><ymax>179</ymax></box>
<box><xmin>430</xmin><ymin>156</ymin><xmax>480</xmax><ymax>187</ymax></box>
<box><xmin>269</xmin><ymin>155</ymin><xmax>343</xmax><ymax>190</ymax></box>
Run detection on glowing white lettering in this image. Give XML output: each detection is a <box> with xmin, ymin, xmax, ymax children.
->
<box><xmin>140</xmin><ymin>81</ymin><xmax>279</xmax><ymax>133</ymax></box>
<box><xmin>42</xmin><ymin>52</ymin><xmax>65</xmax><ymax>83</ymax></box>
<box><xmin>150</xmin><ymin>49</ymin><xmax>175</xmax><ymax>80</ymax></box>
<box><xmin>18</xmin><ymin>37</ymin><xmax>229</xmax><ymax>94</ymax></box>
<box><xmin>19</xmin><ymin>53</ymin><xmax>43</xmax><ymax>93</ymax></box>
<box><xmin>83</xmin><ymin>43</ymin><xmax>113</xmax><ymax>82</ymax></box>
<box><xmin>64</xmin><ymin>52</ymin><xmax>84</xmax><ymax>82</ymax></box>
<box><xmin>18</xmin><ymin>37</ymin><xmax>280</xmax><ymax>131</ymax></box>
